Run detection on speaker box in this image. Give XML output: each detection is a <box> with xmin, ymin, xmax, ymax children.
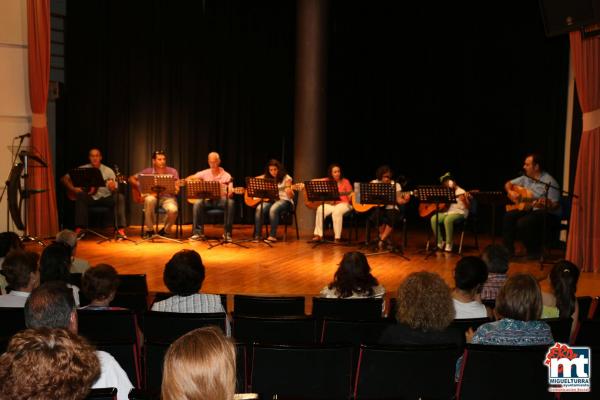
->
<box><xmin>539</xmin><ymin>0</ymin><xmax>600</xmax><ymax>36</ymax></box>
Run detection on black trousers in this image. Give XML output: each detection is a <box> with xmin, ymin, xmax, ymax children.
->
<box><xmin>502</xmin><ymin>209</ymin><xmax>559</xmax><ymax>255</ymax></box>
<box><xmin>75</xmin><ymin>191</ymin><xmax>127</xmax><ymax>228</ymax></box>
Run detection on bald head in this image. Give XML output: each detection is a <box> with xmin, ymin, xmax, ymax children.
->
<box><xmin>208</xmin><ymin>152</ymin><xmax>221</xmax><ymax>169</ymax></box>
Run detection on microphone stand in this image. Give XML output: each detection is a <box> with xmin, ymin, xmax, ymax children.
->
<box><xmin>1</xmin><ymin>135</ymin><xmax>27</xmax><ymax>231</ymax></box>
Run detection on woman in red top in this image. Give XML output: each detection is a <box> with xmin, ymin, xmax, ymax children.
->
<box><xmin>311</xmin><ymin>164</ymin><xmax>353</xmax><ymax>243</ymax></box>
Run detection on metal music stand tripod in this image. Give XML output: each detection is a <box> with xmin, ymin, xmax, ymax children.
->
<box><xmin>304</xmin><ymin>180</ymin><xmax>341</xmax><ymax>248</ymax></box>
<box><xmin>419</xmin><ymin>185</ymin><xmax>456</xmax><ymax>259</ymax></box>
<box><xmin>470</xmin><ymin>191</ymin><xmax>508</xmax><ymax>245</ymax></box>
<box><xmin>69</xmin><ymin>167</ymin><xmax>110</xmax><ymax>241</ymax></box>
<box><xmin>136</xmin><ymin>174</ymin><xmax>182</xmax><ymax>244</ymax></box>
<box><xmin>245</xmin><ymin>177</ymin><xmax>279</xmax><ymax>247</ymax></box>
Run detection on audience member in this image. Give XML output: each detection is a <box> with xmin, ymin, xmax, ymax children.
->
<box><xmin>162</xmin><ymin>326</ymin><xmax>236</xmax><ymax>400</ymax></box>
<box><xmin>0</xmin><ymin>327</ymin><xmax>100</xmax><ymax>400</ymax></box>
<box><xmin>151</xmin><ymin>249</ymin><xmax>224</xmax><ymax>313</ymax></box>
<box><xmin>452</xmin><ymin>256</ymin><xmax>491</xmax><ymax>319</ymax></box>
<box><xmin>320</xmin><ymin>251</ymin><xmax>385</xmax><ymax>299</ymax></box>
<box><xmin>0</xmin><ymin>251</ymin><xmax>39</xmax><ymax>307</ymax></box>
<box><xmin>40</xmin><ymin>242</ymin><xmax>81</xmax><ymax>306</ymax></box>
<box><xmin>56</xmin><ymin>229</ymin><xmax>91</xmax><ymax>273</ymax></box>
<box><xmin>468</xmin><ymin>274</ymin><xmax>554</xmax><ymax>346</ymax></box>
<box><xmin>542</xmin><ymin>260</ymin><xmax>580</xmax><ymax>339</ymax></box>
<box><xmin>379</xmin><ymin>271</ymin><xmax>463</xmax><ymax>346</ymax></box>
<box><xmin>81</xmin><ymin>264</ymin><xmax>123</xmax><ymax>310</ymax></box>
<box><xmin>0</xmin><ymin>231</ymin><xmax>23</xmax><ymax>294</ymax></box>
<box><xmin>24</xmin><ymin>281</ymin><xmax>133</xmax><ymax>400</ymax></box>
<box><xmin>480</xmin><ymin>244</ymin><xmax>510</xmax><ymax>301</ymax></box>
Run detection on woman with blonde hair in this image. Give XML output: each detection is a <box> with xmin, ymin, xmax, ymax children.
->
<box><xmin>162</xmin><ymin>326</ymin><xmax>236</xmax><ymax>400</ymax></box>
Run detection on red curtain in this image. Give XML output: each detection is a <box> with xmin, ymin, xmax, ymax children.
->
<box><xmin>26</xmin><ymin>0</ymin><xmax>58</xmax><ymax>238</ymax></box>
<box><xmin>566</xmin><ymin>31</ymin><xmax>600</xmax><ymax>273</ymax></box>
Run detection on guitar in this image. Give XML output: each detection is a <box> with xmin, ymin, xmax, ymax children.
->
<box><xmin>130</xmin><ymin>176</ymin><xmax>186</xmax><ymax>204</ymax></box>
<box><xmin>505</xmin><ymin>185</ymin><xmax>548</xmax><ymax>212</ymax></box>
<box><xmin>303</xmin><ymin>190</ymin><xmax>353</xmax><ymax>210</ymax></box>
<box><xmin>244</xmin><ymin>183</ymin><xmax>305</xmax><ymax>208</ymax></box>
<box><xmin>418</xmin><ymin>190</ymin><xmax>476</xmax><ymax>218</ymax></box>
<box><xmin>186</xmin><ymin>182</ymin><xmax>245</xmax><ymax>204</ymax></box>
<box><xmin>352</xmin><ymin>190</ymin><xmax>414</xmax><ymax>213</ymax></box>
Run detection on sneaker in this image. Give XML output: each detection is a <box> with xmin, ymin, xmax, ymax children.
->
<box><xmin>444</xmin><ymin>243</ymin><xmax>453</xmax><ymax>252</ymax></box>
<box><xmin>252</xmin><ymin>236</ymin><xmax>261</xmax><ymax>243</ymax></box>
<box><xmin>266</xmin><ymin>236</ymin><xmax>277</xmax><ymax>242</ymax></box>
<box><xmin>158</xmin><ymin>228</ymin><xmax>169</xmax><ymax>236</ymax></box>
<box><xmin>75</xmin><ymin>228</ymin><xmax>85</xmax><ymax>240</ymax></box>
<box><xmin>116</xmin><ymin>229</ymin><xmax>128</xmax><ymax>240</ymax></box>
<box><xmin>190</xmin><ymin>233</ymin><xmax>206</xmax><ymax>241</ymax></box>
<box><xmin>310</xmin><ymin>235</ymin><xmax>322</xmax><ymax>243</ymax></box>
<box><xmin>142</xmin><ymin>230</ymin><xmax>155</xmax><ymax>239</ymax></box>
<box><xmin>378</xmin><ymin>239</ymin><xmax>385</xmax><ymax>250</ymax></box>
<box><xmin>222</xmin><ymin>233</ymin><xmax>232</xmax><ymax>242</ymax></box>
<box><xmin>437</xmin><ymin>240</ymin><xmax>445</xmax><ymax>250</ymax></box>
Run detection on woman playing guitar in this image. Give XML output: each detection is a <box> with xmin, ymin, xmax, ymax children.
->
<box><xmin>309</xmin><ymin>164</ymin><xmax>353</xmax><ymax>243</ymax></box>
<box><xmin>429</xmin><ymin>172</ymin><xmax>470</xmax><ymax>252</ymax></box>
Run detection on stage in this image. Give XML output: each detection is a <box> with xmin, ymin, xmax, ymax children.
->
<box><xmin>59</xmin><ymin>225</ymin><xmax>600</xmax><ymax>313</ymax></box>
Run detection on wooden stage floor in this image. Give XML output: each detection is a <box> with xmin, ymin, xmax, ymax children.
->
<box><xmin>61</xmin><ymin>225</ymin><xmax>600</xmax><ymax>311</ymax></box>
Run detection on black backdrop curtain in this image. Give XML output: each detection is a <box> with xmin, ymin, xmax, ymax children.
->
<box><xmin>59</xmin><ymin>0</ymin><xmax>569</xmax><ymax>229</ymax></box>
<box><xmin>59</xmin><ymin>0</ymin><xmax>296</xmax><ymax>226</ymax></box>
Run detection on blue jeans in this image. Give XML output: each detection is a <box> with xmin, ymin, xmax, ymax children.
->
<box><xmin>254</xmin><ymin>200</ymin><xmax>292</xmax><ymax>237</ymax></box>
<box><xmin>193</xmin><ymin>198</ymin><xmax>235</xmax><ymax>234</ymax></box>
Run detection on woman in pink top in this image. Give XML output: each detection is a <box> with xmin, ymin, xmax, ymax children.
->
<box><xmin>312</xmin><ymin>164</ymin><xmax>353</xmax><ymax>243</ymax></box>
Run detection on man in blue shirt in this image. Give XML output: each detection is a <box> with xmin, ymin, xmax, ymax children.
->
<box><xmin>503</xmin><ymin>154</ymin><xmax>561</xmax><ymax>258</ymax></box>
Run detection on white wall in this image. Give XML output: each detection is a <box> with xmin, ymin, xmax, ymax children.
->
<box><xmin>0</xmin><ymin>0</ymin><xmax>31</xmax><ymax>233</ymax></box>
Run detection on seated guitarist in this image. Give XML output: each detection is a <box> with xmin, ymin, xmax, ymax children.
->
<box><xmin>370</xmin><ymin>165</ymin><xmax>410</xmax><ymax>250</ymax></box>
<box><xmin>60</xmin><ymin>148</ymin><xmax>127</xmax><ymax>239</ymax></box>
<box><xmin>503</xmin><ymin>153</ymin><xmax>561</xmax><ymax>258</ymax></box>
<box><xmin>429</xmin><ymin>172</ymin><xmax>470</xmax><ymax>252</ymax></box>
<box><xmin>186</xmin><ymin>152</ymin><xmax>235</xmax><ymax>242</ymax></box>
<box><xmin>311</xmin><ymin>164</ymin><xmax>353</xmax><ymax>243</ymax></box>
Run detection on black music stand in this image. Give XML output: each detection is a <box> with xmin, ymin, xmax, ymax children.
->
<box><xmin>97</xmin><ymin>167</ymin><xmax>136</xmax><ymax>245</ymax></box>
<box><xmin>418</xmin><ymin>185</ymin><xmax>456</xmax><ymax>259</ymax></box>
<box><xmin>69</xmin><ymin>167</ymin><xmax>110</xmax><ymax>241</ymax></box>
<box><xmin>304</xmin><ymin>180</ymin><xmax>341</xmax><ymax>248</ymax></box>
<box><xmin>245</xmin><ymin>177</ymin><xmax>279</xmax><ymax>247</ymax></box>
<box><xmin>358</xmin><ymin>182</ymin><xmax>407</xmax><ymax>258</ymax></box>
<box><xmin>136</xmin><ymin>174</ymin><xmax>182</xmax><ymax>244</ymax></box>
<box><xmin>470</xmin><ymin>191</ymin><xmax>508</xmax><ymax>245</ymax></box>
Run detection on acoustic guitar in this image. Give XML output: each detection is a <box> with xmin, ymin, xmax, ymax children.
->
<box><xmin>352</xmin><ymin>190</ymin><xmax>414</xmax><ymax>213</ymax></box>
<box><xmin>303</xmin><ymin>190</ymin><xmax>353</xmax><ymax>210</ymax></box>
<box><xmin>505</xmin><ymin>185</ymin><xmax>540</xmax><ymax>212</ymax></box>
<box><xmin>186</xmin><ymin>183</ymin><xmax>245</xmax><ymax>204</ymax></box>
<box><xmin>244</xmin><ymin>183</ymin><xmax>304</xmax><ymax>208</ymax></box>
<box><xmin>130</xmin><ymin>177</ymin><xmax>186</xmax><ymax>204</ymax></box>
<box><xmin>66</xmin><ymin>171</ymin><xmax>127</xmax><ymax>201</ymax></box>
<box><xmin>418</xmin><ymin>190</ymin><xmax>476</xmax><ymax>218</ymax></box>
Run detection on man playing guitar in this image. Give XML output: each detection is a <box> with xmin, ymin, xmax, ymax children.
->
<box><xmin>310</xmin><ymin>163</ymin><xmax>353</xmax><ymax>243</ymax></box>
<box><xmin>60</xmin><ymin>148</ymin><xmax>127</xmax><ymax>239</ymax></box>
<box><xmin>503</xmin><ymin>153</ymin><xmax>561</xmax><ymax>258</ymax></box>
<box><xmin>129</xmin><ymin>150</ymin><xmax>180</xmax><ymax>238</ymax></box>
<box><xmin>186</xmin><ymin>152</ymin><xmax>235</xmax><ymax>242</ymax></box>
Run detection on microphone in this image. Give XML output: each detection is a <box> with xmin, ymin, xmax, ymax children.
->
<box><xmin>15</xmin><ymin>133</ymin><xmax>31</xmax><ymax>139</ymax></box>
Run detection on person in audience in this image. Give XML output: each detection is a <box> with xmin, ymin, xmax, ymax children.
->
<box><xmin>24</xmin><ymin>281</ymin><xmax>134</xmax><ymax>400</ymax></box>
<box><xmin>379</xmin><ymin>271</ymin><xmax>463</xmax><ymax>346</ymax></box>
<box><xmin>452</xmin><ymin>256</ymin><xmax>491</xmax><ymax>319</ymax></box>
<box><xmin>161</xmin><ymin>326</ymin><xmax>236</xmax><ymax>400</ymax></box>
<box><xmin>0</xmin><ymin>327</ymin><xmax>101</xmax><ymax>400</ymax></box>
<box><xmin>80</xmin><ymin>264</ymin><xmax>123</xmax><ymax>310</ymax></box>
<box><xmin>0</xmin><ymin>251</ymin><xmax>40</xmax><ymax>307</ymax></box>
<box><xmin>467</xmin><ymin>273</ymin><xmax>554</xmax><ymax>346</ymax></box>
<box><xmin>152</xmin><ymin>249</ymin><xmax>224</xmax><ymax>313</ymax></box>
<box><xmin>320</xmin><ymin>251</ymin><xmax>385</xmax><ymax>299</ymax></box>
<box><xmin>480</xmin><ymin>244</ymin><xmax>510</xmax><ymax>302</ymax></box>
<box><xmin>56</xmin><ymin>229</ymin><xmax>91</xmax><ymax>273</ymax></box>
<box><xmin>40</xmin><ymin>242</ymin><xmax>81</xmax><ymax>306</ymax></box>
<box><xmin>0</xmin><ymin>231</ymin><xmax>23</xmax><ymax>294</ymax></box>
<box><xmin>541</xmin><ymin>260</ymin><xmax>580</xmax><ymax>339</ymax></box>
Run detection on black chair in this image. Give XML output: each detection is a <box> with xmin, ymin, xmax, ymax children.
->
<box><xmin>128</xmin><ymin>389</ymin><xmax>154</xmax><ymax>400</ymax></box>
<box><xmin>143</xmin><ymin>311</ymin><xmax>227</xmax><ymax>392</ymax></box>
<box><xmin>312</xmin><ymin>297</ymin><xmax>383</xmax><ymax>321</ymax></box>
<box><xmin>234</xmin><ymin>294</ymin><xmax>305</xmax><ymax>316</ymax></box>
<box><xmin>77</xmin><ymin>309</ymin><xmax>142</xmax><ymax>388</ymax></box>
<box><xmin>574</xmin><ymin>319</ymin><xmax>600</xmax><ymax>347</ymax></box>
<box><xmin>320</xmin><ymin>318</ymin><xmax>393</xmax><ymax>346</ymax></box>
<box><xmin>354</xmin><ymin>344</ymin><xmax>462</xmax><ymax>400</ymax></box>
<box><xmin>85</xmin><ymin>388</ymin><xmax>117</xmax><ymax>400</ymax></box>
<box><xmin>457</xmin><ymin>195</ymin><xmax>479</xmax><ymax>254</ymax></box>
<box><xmin>250</xmin><ymin>343</ymin><xmax>354</xmax><ymax>399</ymax></box>
<box><xmin>577</xmin><ymin>296</ymin><xmax>594</xmax><ymax>320</ymax></box>
<box><xmin>233</xmin><ymin>315</ymin><xmax>317</xmax><ymax>344</ymax></box>
<box><xmin>262</xmin><ymin>190</ymin><xmax>300</xmax><ymax>241</ymax></box>
<box><xmin>545</xmin><ymin>317</ymin><xmax>573</xmax><ymax>344</ymax></box>
<box><xmin>0</xmin><ymin>307</ymin><xmax>26</xmax><ymax>340</ymax></box>
<box><xmin>450</xmin><ymin>318</ymin><xmax>491</xmax><ymax>334</ymax></box>
<box><xmin>324</xmin><ymin>209</ymin><xmax>359</xmax><ymax>243</ymax></box>
<box><xmin>365</xmin><ymin>211</ymin><xmax>408</xmax><ymax>251</ymax></box>
<box><xmin>457</xmin><ymin>344</ymin><xmax>554</xmax><ymax>400</ymax></box>
<box><xmin>236</xmin><ymin>342</ymin><xmax>248</xmax><ymax>393</ymax></box>
<box><xmin>153</xmin><ymin>292</ymin><xmax>228</xmax><ymax>312</ymax></box>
